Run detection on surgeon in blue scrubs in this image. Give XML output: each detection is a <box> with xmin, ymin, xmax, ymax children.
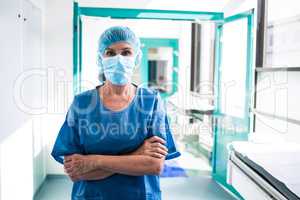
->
<box><xmin>51</xmin><ymin>26</ymin><xmax>180</xmax><ymax>200</ymax></box>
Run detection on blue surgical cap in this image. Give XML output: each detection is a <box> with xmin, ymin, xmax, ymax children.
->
<box><xmin>97</xmin><ymin>26</ymin><xmax>142</xmax><ymax>68</ymax></box>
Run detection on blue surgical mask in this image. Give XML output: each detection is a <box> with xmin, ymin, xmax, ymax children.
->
<box><xmin>101</xmin><ymin>55</ymin><xmax>135</xmax><ymax>85</ymax></box>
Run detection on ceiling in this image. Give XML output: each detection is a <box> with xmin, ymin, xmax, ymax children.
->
<box><xmin>77</xmin><ymin>0</ymin><xmax>233</xmax><ymax>13</ymax></box>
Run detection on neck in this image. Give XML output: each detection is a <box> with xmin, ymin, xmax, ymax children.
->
<box><xmin>103</xmin><ymin>81</ymin><xmax>131</xmax><ymax>96</ymax></box>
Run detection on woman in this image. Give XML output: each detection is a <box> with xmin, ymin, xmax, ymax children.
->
<box><xmin>51</xmin><ymin>26</ymin><xmax>180</xmax><ymax>200</ymax></box>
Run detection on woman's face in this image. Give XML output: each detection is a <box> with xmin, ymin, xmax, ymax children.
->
<box><xmin>101</xmin><ymin>42</ymin><xmax>136</xmax><ymax>85</ymax></box>
<box><xmin>103</xmin><ymin>42</ymin><xmax>135</xmax><ymax>58</ymax></box>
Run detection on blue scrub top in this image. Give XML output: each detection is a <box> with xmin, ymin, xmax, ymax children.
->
<box><xmin>51</xmin><ymin>84</ymin><xmax>181</xmax><ymax>200</ymax></box>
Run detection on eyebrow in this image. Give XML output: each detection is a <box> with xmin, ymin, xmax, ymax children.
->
<box><xmin>106</xmin><ymin>47</ymin><xmax>132</xmax><ymax>51</ymax></box>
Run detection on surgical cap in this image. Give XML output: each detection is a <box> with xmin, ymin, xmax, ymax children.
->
<box><xmin>97</xmin><ymin>26</ymin><xmax>142</xmax><ymax>68</ymax></box>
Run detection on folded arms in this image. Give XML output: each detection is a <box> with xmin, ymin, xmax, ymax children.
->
<box><xmin>64</xmin><ymin>136</ymin><xmax>168</xmax><ymax>181</ymax></box>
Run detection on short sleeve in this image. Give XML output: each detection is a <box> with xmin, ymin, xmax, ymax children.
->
<box><xmin>149</xmin><ymin>93</ymin><xmax>181</xmax><ymax>160</ymax></box>
<box><xmin>51</xmin><ymin>96</ymin><xmax>83</xmax><ymax>164</ymax></box>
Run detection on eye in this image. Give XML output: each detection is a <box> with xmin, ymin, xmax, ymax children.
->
<box><xmin>105</xmin><ymin>50</ymin><xmax>116</xmax><ymax>57</ymax></box>
<box><xmin>121</xmin><ymin>50</ymin><xmax>133</xmax><ymax>56</ymax></box>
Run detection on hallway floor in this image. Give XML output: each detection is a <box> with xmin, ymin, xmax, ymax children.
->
<box><xmin>34</xmin><ymin>175</ymin><xmax>237</xmax><ymax>200</ymax></box>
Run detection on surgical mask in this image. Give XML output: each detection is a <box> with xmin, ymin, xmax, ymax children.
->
<box><xmin>101</xmin><ymin>55</ymin><xmax>135</xmax><ymax>85</ymax></box>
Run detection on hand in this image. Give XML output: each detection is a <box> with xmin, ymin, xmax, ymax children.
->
<box><xmin>132</xmin><ymin>136</ymin><xmax>168</xmax><ymax>159</ymax></box>
<box><xmin>64</xmin><ymin>154</ymin><xmax>98</xmax><ymax>181</ymax></box>
<box><xmin>66</xmin><ymin>169</ymin><xmax>114</xmax><ymax>182</ymax></box>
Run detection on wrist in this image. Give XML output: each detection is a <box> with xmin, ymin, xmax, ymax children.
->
<box><xmin>87</xmin><ymin>155</ymin><xmax>102</xmax><ymax>171</ymax></box>
<box><xmin>95</xmin><ymin>155</ymin><xmax>104</xmax><ymax>169</ymax></box>
<box><xmin>129</xmin><ymin>150</ymin><xmax>138</xmax><ymax>155</ymax></box>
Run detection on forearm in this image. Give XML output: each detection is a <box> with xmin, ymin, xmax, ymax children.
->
<box><xmin>74</xmin><ymin>151</ymin><xmax>154</xmax><ymax>180</ymax></box>
<box><xmin>93</xmin><ymin>155</ymin><xmax>164</xmax><ymax>176</ymax></box>
<box><xmin>64</xmin><ymin>136</ymin><xmax>167</xmax><ymax>179</ymax></box>
<box><xmin>79</xmin><ymin>169</ymin><xmax>114</xmax><ymax>180</ymax></box>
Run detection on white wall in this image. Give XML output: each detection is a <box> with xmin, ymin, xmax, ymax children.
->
<box><xmin>253</xmin><ymin>1</ymin><xmax>300</xmax><ymax>144</ymax></box>
<box><xmin>0</xmin><ymin>0</ymin><xmax>24</xmax><ymax>143</ymax></box>
<box><xmin>223</xmin><ymin>0</ymin><xmax>300</xmax><ymax>144</ymax></box>
<box><xmin>255</xmin><ymin>66</ymin><xmax>300</xmax><ymax>143</ymax></box>
<box><xmin>267</xmin><ymin>0</ymin><xmax>300</xmax><ymax>22</ymax></box>
<box><xmin>0</xmin><ymin>0</ymin><xmax>47</xmax><ymax>199</ymax></box>
<box><xmin>44</xmin><ymin>0</ymin><xmax>74</xmax><ymax>175</ymax></box>
<box><xmin>0</xmin><ymin>121</ymin><xmax>34</xmax><ymax>199</ymax></box>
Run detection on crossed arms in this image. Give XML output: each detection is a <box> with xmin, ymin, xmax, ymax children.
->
<box><xmin>63</xmin><ymin>136</ymin><xmax>168</xmax><ymax>182</ymax></box>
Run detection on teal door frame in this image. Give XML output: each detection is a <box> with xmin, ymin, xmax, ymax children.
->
<box><xmin>73</xmin><ymin>2</ymin><xmax>223</xmax><ymax>93</ymax></box>
<box><xmin>72</xmin><ymin>2</ymin><xmax>256</xmax><ymax>196</ymax></box>
<box><xmin>140</xmin><ymin>38</ymin><xmax>179</xmax><ymax>98</ymax></box>
<box><xmin>212</xmin><ymin>10</ymin><xmax>255</xmax><ymax>197</ymax></box>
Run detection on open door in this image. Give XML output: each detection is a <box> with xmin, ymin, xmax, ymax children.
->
<box><xmin>212</xmin><ymin>10</ymin><xmax>254</xmax><ymax>190</ymax></box>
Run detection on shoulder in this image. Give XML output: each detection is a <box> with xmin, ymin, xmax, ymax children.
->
<box><xmin>71</xmin><ymin>88</ymin><xmax>98</xmax><ymax>112</ymax></box>
<box><xmin>138</xmin><ymin>86</ymin><xmax>160</xmax><ymax>99</ymax></box>
<box><xmin>74</xmin><ymin>89</ymin><xmax>96</xmax><ymax>101</ymax></box>
<box><xmin>137</xmin><ymin>86</ymin><xmax>162</xmax><ymax>105</ymax></box>
<box><xmin>137</xmin><ymin>86</ymin><xmax>165</xmax><ymax>110</ymax></box>
<box><xmin>74</xmin><ymin>88</ymin><xmax>97</xmax><ymax>103</ymax></box>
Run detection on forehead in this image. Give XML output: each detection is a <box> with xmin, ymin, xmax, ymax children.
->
<box><xmin>106</xmin><ymin>42</ymin><xmax>133</xmax><ymax>51</ymax></box>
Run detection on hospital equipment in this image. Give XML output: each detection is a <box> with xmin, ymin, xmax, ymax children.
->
<box><xmin>227</xmin><ymin>141</ymin><xmax>300</xmax><ymax>200</ymax></box>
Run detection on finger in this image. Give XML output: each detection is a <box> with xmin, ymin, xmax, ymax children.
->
<box><xmin>147</xmin><ymin>136</ymin><xmax>165</xmax><ymax>144</ymax></box>
<box><xmin>73</xmin><ymin>160</ymin><xmax>85</xmax><ymax>172</ymax></box>
<box><xmin>64</xmin><ymin>167</ymin><xmax>74</xmax><ymax>175</ymax></box>
<box><xmin>147</xmin><ymin>136</ymin><xmax>166</xmax><ymax>144</ymax></box>
<box><xmin>150</xmin><ymin>152</ymin><xmax>165</xmax><ymax>159</ymax></box>
<box><xmin>69</xmin><ymin>174</ymin><xmax>79</xmax><ymax>182</ymax></box>
<box><xmin>64</xmin><ymin>162</ymin><xmax>73</xmax><ymax>170</ymax></box>
<box><xmin>64</xmin><ymin>162</ymin><xmax>77</xmax><ymax>173</ymax></box>
<box><xmin>151</xmin><ymin>143</ymin><xmax>168</xmax><ymax>152</ymax></box>
<box><xmin>65</xmin><ymin>154</ymin><xmax>81</xmax><ymax>161</ymax></box>
<box><xmin>65</xmin><ymin>169</ymin><xmax>74</xmax><ymax>176</ymax></box>
<box><xmin>65</xmin><ymin>167</ymin><xmax>74</xmax><ymax>174</ymax></box>
<box><xmin>150</xmin><ymin>147</ymin><xmax>168</xmax><ymax>156</ymax></box>
<box><xmin>64</xmin><ymin>156</ymin><xmax>73</xmax><ymax>163</ymax></box>
<box><xmin>68</xmin><ymin>169</ymin><xmax>81</xmax><ymax>177</ymax></box>
<box><xmin>67</xmin><ymin>168</ymin><xmax>82</xmax><ymax>178</ymax></box>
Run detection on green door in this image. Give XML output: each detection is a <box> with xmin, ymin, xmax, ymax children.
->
<box><xmin>212</xmin><ymin>10</ymin><xmax>254</xmax><ymax>192</ymax></box>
